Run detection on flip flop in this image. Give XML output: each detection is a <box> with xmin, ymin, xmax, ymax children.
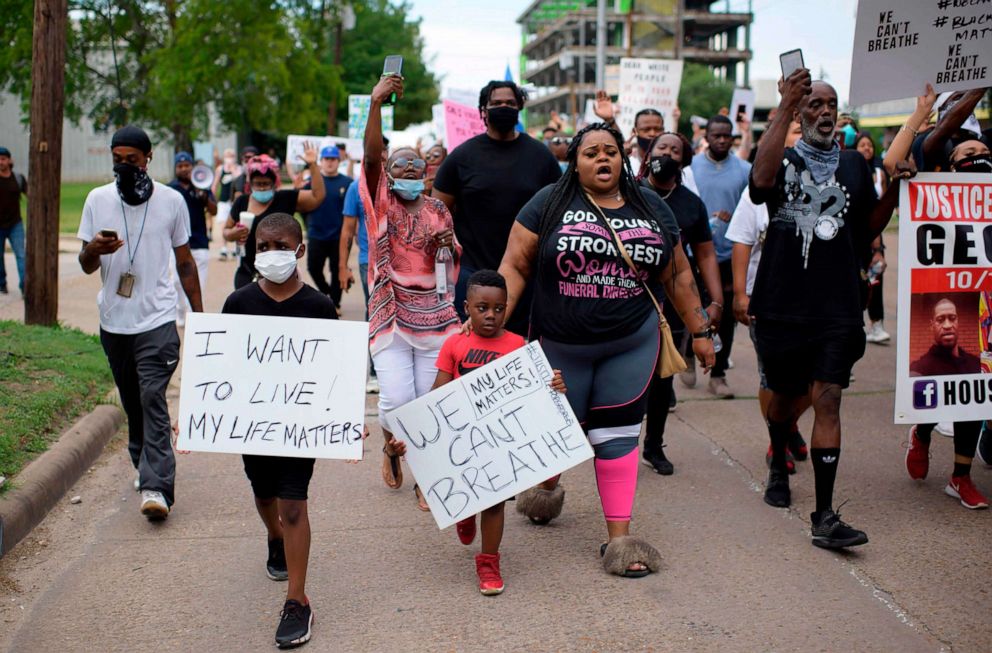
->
<box><xmin>414</xmin><ymin>484</ymin><xmax>430</xmax><ymax>512</ymax></box>
<box><xmin>600</xmin><ymin>538</ymin><xmax>657</xmax><ymax>579</ymax></box>
<box><xmin>381</xmin><ymin>445</ymin><xmax>403</xmax><ymax>489</ymax></box>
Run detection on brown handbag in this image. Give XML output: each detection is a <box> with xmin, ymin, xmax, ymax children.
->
<box><xmin>583</xmin><ymin>193</ymin><xmax>687</xmax><ymax>378</ymax></box>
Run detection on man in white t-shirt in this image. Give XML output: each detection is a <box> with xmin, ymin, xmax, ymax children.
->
<box><xmin>77</xmin><ymin>125</ymin><xmax>202</xmax><ymax>522</ymax></box>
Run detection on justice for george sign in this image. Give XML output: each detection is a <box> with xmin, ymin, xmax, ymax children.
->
<box><xmin>895</xmin><ymin>173</ymin><xmax>992</xmax><ymax>424</ymax></box>
<box><xmin>617</xmin><ymin>58</ymin><xmax>684</xmax><ymax>137</ymax></box>
<box><xmin>849</xmin><ymin>0</ymin><xmax>991</xmax><ymax>106</ymax></box>
<box><xmin>385</xmin><ymin>342</ymin><xmax>593</xmax><ymax>529</ymax></box>
<box><xmin>177</xmin><ymin>312</ymin><xmax>369</xmax><ymax>459</ymax></box>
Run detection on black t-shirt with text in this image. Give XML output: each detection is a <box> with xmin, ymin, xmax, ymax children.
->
<box><xmin>516</xmin><ymin>185</ymin><xmax>680</xmax><ymax>344</ymax></box>
<box><xmin>433</xmin><ymin>132</ymin><xmax>561</xmax><ymax>270</ymax></box>
<box><xmin>231</xmin><ymin>189</ymin><xmax>300</xmax><ymax>281</ymax></box>
<box><xmin>222</xmin><ymin>282</ymin><xmax>338</xmax><ymax>321</ymax></box>
<box><xmin>748</xmin><ymin>149</ymin><xmax>877</xmax><ymax>325</ymax></box>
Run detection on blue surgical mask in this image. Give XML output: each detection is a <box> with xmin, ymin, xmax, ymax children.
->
<box><xmin>390</xmin><ymin>176</ymin><xmax>424</xmax><ymax>200</ymax></box>
<box><xmin>252</xmin><ymin>189</ymin><xmax>274</xmax><ymax>203</ymax></box>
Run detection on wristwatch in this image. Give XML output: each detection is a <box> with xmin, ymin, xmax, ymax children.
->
<box><xmin>691</xmin><ymin>330</ymin><xmax>713</xmax><ymax>340</ymax></box>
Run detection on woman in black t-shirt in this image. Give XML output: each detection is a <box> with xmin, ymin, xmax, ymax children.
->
<box><xmin>224</xmin><ymin>147</ymin><xmax>326</xmax><ymax>288</ymax></box>
<box><xmin>499</xmin><ymin>123</ymin><xmax>715</xmax><ymax>578</ymax></box>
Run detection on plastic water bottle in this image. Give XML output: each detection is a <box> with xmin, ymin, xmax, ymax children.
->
<box><xmin>867</xmin><ymin>261</ymin><xmax>884</xmax><ymax>286</ymax></box>
<box><xmin>712</xmin><ymin>332</ymin><xmax>723</xmax><ymax>353</ymax></box>
<box><xmin>435</xmin><ymin>246</ymin><xmax>455</xmax><ymax>303</ymax></box>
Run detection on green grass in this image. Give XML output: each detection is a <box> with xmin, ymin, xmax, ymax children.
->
<box><xmin>59</xmin><ymin>182</ymin><xmax>102</xmax><ymax>235</ymax></box>
<box><xmin>0</xmin><ymin>320</ymin><xmax>115</xmax><ymax>485</ymax></box>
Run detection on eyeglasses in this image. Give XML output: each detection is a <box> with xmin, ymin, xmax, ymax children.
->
<box><xmin>424</xmin><ymin>151</ymin><xmax>444</xmax><ymax>161</ymax></box>
<box><xmin>391</xmin><ymin>157</ymin><xmax>427</xmax><ymax>171</ymax></box>
<box><xmin>551</xmin><ymin>137</ymin><xmax>571</xmax><ymax>145</ymax></box>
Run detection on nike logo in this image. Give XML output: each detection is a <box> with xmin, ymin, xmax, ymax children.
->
<box><xmin>166</xmin><ymin>360</ymin><xmax>178</xmax><ymax>366</ymax></box>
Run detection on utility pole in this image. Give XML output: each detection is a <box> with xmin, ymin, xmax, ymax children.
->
<box><xmin>25</xmin><ymin>0</ymin><xmax>67</xmax><ymax>326</ymax></box>
<box><xmin>595</xmin><ymin>0</ymin><xmax>606</xmax><ymax>90</ymax></box>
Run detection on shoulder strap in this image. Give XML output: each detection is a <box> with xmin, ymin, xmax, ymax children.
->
<box><xmin>16</xmin><ymin>173</ymin><xmax>27</xmax><ymax>194</ymax></box>
<box><xmin>581</xmin><ymin>191</ymin><xmax>668</xmax><ymax>327</ymax></box>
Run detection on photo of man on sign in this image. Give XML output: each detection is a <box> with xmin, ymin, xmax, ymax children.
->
<box><xmin>910</xmin><ymin>292</ymin><xmax>983</xmax><ymax>377</ymax></box>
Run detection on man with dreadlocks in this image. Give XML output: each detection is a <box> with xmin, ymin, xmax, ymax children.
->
<box><xmin>432</xmin><ymin>80</ymin><xmax>561</xmax><ymax>335</ymax></box>
<box><xmin>499</xmin><ymin>122</ymin><xmax>716</xmax><ymax>578</ymax></box>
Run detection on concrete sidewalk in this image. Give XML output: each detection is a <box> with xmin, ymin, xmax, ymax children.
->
<box><xmin>0</xmin><ymin>238</ymin><xmax>987</xmax><ymax>652</ymax></box>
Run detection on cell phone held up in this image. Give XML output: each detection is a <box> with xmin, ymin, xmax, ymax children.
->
<box><xmin>779</xmin><ymin>49</ymin><xmax>804</xmax><ymax>80</ymax></box>
<box><xmin>382</xmin><ymin>55</ymin><xmax>403</xmax><ymax>106</ymax></box>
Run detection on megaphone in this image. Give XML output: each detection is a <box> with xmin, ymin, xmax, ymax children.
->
<box><xmin>191</xmin><ymin>164</ymin><xmax>214</xmax><ymax>190</ymax></box>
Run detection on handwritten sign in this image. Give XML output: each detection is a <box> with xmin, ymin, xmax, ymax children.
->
<box><xmin>177</xmin><ymin>312</ymin><xmax>369</xmax><ymax>459</ymax></box>
<box><xmin>348</xmin><ymin>95</ymin><xmax>394</xmax><ymax>140</ymax></box>
<box><xmin>286</xmin><ymin>135</ymin><xmax>365</xmax><ymax>167</ymax></box>
<box><xmin>894</xmin><ymin>173</ymin><xmax>992</xmax><ymax>423</ymax></box>
<box><xmin>443</xmin><ymin>100</ymin><xmax>487</xmax><ymax>151</ymax></box>
<box><xmin>849</xmin><ymin>0</ymin><xmax>992</xmax><ymax>106</ymax></box>
<box><xmin>385</xmin><ymin>342</ymin><xmax>593</xmax><ymax>529</ymax></box>
<box><xmin>617</xmin><ymin>58</ymin><xmax>684</xmax><ymax>136</ymax></box>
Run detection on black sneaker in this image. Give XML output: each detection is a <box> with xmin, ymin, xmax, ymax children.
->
<box><xmin>0</xmin><ymin>283</ymin><xmax>7</xmax><ymax>294</ymax></box>
<box><xmin>976</xmin><ymin>422</ymin><xmax>992</xmax><ymax>467</ymax></box>
<box><xmin>641</xmin><ymin>447</ymin><xmax>674</xmax><ymax>475</ymax></box>
<box><xmin>811</xmin><ymin>509</ymin><xmax>868</xmax><ymax>549</ymax></box>
<box><xmin>763</xmin><ymin>468</ymin><xmax>790</xmax><ymax>507</ymax></box>
<box><xmin>275</xmin><ymin>599</ymin><xmax>313</xmax><ymax>649</ymax></box>
<box><xmin>267</xmin><ymin>538</ymin><xmax>289</xmax><ymax>581</ymax></box>
<box><xmin>668</xmin><ymin>391</ymin><xmax>677</xmax><ymax>413</ymax></box>
<box><xmin>788</xmin><ymin>431</ymin><xmax>808</xmax><ymax>461</ymax></box>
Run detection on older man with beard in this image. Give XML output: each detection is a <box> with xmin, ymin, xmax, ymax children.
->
<box><xmin>748</xmin><ymin>70</ymin><xmax>912</xmax><ymax>549</ymax></box>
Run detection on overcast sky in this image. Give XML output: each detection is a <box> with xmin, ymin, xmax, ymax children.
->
<box><xmin>409</xmin><ymin>0</ymin><xmax>859</xmax><ymax>104</ymax></box>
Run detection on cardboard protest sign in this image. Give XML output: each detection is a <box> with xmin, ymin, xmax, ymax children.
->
<box><xmin>348</xmin><ymin>95</ymin><xmax>394</xmax><ymax>140</ymax></box>
<box><xmin>443</xmin><ymin>99</ymin><xmax>487</xmax><ymax>151</ymax></box>
<box><xmin>729</xmin><ymin>88</ymin><xmax>755</xmax><ymax>136</ymax></box>
<box><xmin>286</xmin><ymin>135</ymin><xmax>365</xmax><ymax>167</ymax></box>
<box><xmin>617</xmin><ymin>58</ymin><xmax>683</xmax><ymax>136</ymax></box>
<box><xmin>849</xmin><ymin>0</ymin><xmax>992</xmax><ymax>106</ymax></box>
<box><xmin>385</xmin><ymin>342</ymin><xmax>593</xmax><ymax>529</ymax></box>
<box><xmin>894</xmin><ymin>173</ymin><xmax>992</xmax><ymax>424</ymax></box>
<box><xmin>177</xmin><ymin>313</ymin><xmax>369</xmax><ymax>459</ymax></box>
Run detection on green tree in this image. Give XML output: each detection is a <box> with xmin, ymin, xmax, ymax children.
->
<box><xmin>677</xmin><ymin>62</ymin><xmax>735</xmax><ymax>137</ymax></box>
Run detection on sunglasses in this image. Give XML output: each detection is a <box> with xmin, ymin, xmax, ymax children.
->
<box><xmin>551</xmin><ymin>137</ymin><xmax>571</xmax><ymax>145</ymax></box>
<box><xmin>391</xmin><ymin>157</ymin><xmax>427</xmax><ymax>171</ymax></box>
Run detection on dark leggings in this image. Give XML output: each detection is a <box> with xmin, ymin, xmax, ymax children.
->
<box><xmin>644</xmin><ymin>327</ymin><xmax>685</xmax><ymax>453</ymax></box>
<box><xmin>867</xmin><ymin>274</ymin><xmax>884</xmax><ymax>322</ymax></box>
<box><xmin>712</xmin><ymin>259</ymin><xmax>736</xmax><ymax>378</ymax></box>
<box><xmin>917</xmin><ymin>421</ymin><xmax>983</xmax><ymax>459</ymax></box>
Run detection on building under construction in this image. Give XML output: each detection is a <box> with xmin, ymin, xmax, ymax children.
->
<box><xmin>518</xmin><ymin>0</ymin><xmax>752</xmax><ymax>122</ymax></box>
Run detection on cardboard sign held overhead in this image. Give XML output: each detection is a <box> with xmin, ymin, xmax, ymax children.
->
<box><xmin>729</xmin><ymin>88</ymin><xmax>755</xmax><ymax>136</ymax></box>
<box><xmin>849</xmin><ymin>0</ymin><xmax>992</xmax><ymax>106</ymax></box>
<box><xmin>617</xmin><ymin>58</ymin><xmax>684</xmax><ymax>137</ymax></box>
<box><xmin>286</xmin><ymin>135</ymin><xmax>365</xmax><ymax>167</ymax></box>
<box><xmin>177</xmin><ymin>313</ymin><xmax>369</xmax><ymax>460</ymax></box>
<box><xmin>443</xmin><ymin>99</ymin><xmax>487</xmax><ymax>151</ymax></box>
<box><xmin>348</xmin><ymin>95</ymin><xmax>394</xmax><ymax>140</ymax></box>
<box><xmin>385</xmin><ymin>342</ymin><xmax>593</xmax><ymax>530</ymax></box>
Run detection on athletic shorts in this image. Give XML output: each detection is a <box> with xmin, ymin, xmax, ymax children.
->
<box><xmin>754</xmin><ymin>318</ymin><xmax>865</xmax><ymax>397</ymax></box>
<box><xmin>242</xmin><ymin>455</ymin><xmax>316</xmax><ymax>501</ymax></box>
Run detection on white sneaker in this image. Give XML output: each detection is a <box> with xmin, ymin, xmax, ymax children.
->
<box><xmin>133</xmin><ymin>474</ymin><xmax>140</xmax><ymax>492</ymax></box>
<box><xmin>679</xmin><ymin>356</ymin><xmax>696</xmax><ymax>388</ymax></box>
<box><xmin>866</xmin><ymin>322</ymin><xmax>891</xmax><ymax>344</ymax></box>
<box><xmin>366</xmin><ymin>377</ymin><xmax>379</xmax><ymax>394</ymax></box>
<box><xmin>140</xmin><ymin>490</ymin><xmax>170</xmax><ymax>520</ymax></box>
<box><xmin>935</xmin><ymin>422</ymin><xmax>954</xmax><ymax>438</ymax></box>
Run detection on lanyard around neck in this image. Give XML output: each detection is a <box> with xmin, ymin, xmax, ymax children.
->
<box><xmin>120</xmin><ymin>199</ymin><xmax>149</xmax><ymax>272</ymax></box>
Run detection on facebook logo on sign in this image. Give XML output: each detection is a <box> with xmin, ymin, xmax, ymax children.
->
<box><xmin>913</xmin><ymin>380</ymin><xmax>938</xmax><ymax>409</ymax></box>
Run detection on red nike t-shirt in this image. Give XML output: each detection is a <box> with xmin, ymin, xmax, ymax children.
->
<box><xmin>436</xmin><ymin>330</ymin><xmax>526</xmax><ymax>379</ymax></box>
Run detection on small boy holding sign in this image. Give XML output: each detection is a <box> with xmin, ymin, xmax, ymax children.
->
<box><xmin>221</xmin><ymin>213</ymin><xmax>337</xmax><ymax>649</ymax></box>
<box><xmin>392</xmin><ymin>270</ymin><xmax>566</xmax><ymax>596</ymax></box>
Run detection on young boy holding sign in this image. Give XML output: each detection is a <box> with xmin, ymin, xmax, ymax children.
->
<box><xmin>393</xmin><ymin>270</ymin><xmax>566</xmax><ymax>595</ymax></box>
<box><xmin>221</xmin><ymin>213</ymin><xmax>336</xmax><ymax>649</ymax></box>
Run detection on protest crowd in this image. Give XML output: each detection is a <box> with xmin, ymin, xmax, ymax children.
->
<box><xmin>7</xmin><ymin>17</ymin><xmax>984</xmax><ymax>649</ymax></box>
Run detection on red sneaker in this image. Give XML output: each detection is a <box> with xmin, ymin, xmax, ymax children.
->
<box><xmin>905</xmin><ymin>426</ymin><xmax>929</xmax><ymax>480</ymax></box>
<box><xmin>475</xmin><ymin>553</ymin><xmax>504</xmax><ymax>596</ymax></box>
<box><xmin>765</xmin><ymin>445</ymin><xmax>795</xmax><ymax>474</ymax></box>
<box><xmin>945</xmin><ymin>475</ymin><xmax>990</xmax><ymax>510</ymax></box>
<box><xmin>456</xmin><ymin>515</ymin><xmax>476</xmax><ymax>545</ymax></box>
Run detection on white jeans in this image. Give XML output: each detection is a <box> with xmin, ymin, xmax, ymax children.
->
<box><xmin>172</xmin><ymin>248</ymin><xmax>210</xmax><ymax>317</ymax></box>
<box><xmin>372</xmin><ymin>336</ymin><xmax>441</xmax><ymax>432</ymax></box>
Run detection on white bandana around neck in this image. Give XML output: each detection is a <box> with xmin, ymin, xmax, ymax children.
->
<box><xmin>793</xmin><ymin>138</ymin><xmax>840</xmax><ymax>185</ymax></box>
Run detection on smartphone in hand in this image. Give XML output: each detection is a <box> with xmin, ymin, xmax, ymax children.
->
<box><xmin>779</xmin><ymin>49</ymin><xmax>804</xmax><ymax>79</ymax></box>
<box><xmin>99</xmin><ymin>229</ymin><xmax>119</xmax><ymax>240</ymax></box>
<box><xmin>382</xmin><ymin>55</ymin><xmax>403</xmax><ymax>106</ymax></box>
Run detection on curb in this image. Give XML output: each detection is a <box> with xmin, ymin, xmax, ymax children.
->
<box><xmin>0</xmin><ymin>404</ymin><xmax>124</xmax><ymax>557</ymax></box>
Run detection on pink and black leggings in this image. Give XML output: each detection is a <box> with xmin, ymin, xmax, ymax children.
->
<box><xmin>541</xmin><ymin>315</ymin><xmax>659</xmax><ymax>522</ymax></box>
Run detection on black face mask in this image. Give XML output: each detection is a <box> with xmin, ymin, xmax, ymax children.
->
<box><xmin>649</xmin><ymin>155</ymin><xmax>681</xmax><ymax>183</ymax></box>
<box><xmin>114</xmin><ymin>162</ymin><xmax>154</xmax><ymax>205</ymax></box>
<box><xmin>953</xmin><ymin>154</ymin><xmax>992</xmax><ymax>174</ymax></box>
<box><xmin>636</xmin><ymin>135</ymin><xmax>654</xmax><ymax>154</ymax></box>
<box><xmin>486</xmin><ymin>106</ymin><xmax>519</xmax><ymax>133</ymax></box>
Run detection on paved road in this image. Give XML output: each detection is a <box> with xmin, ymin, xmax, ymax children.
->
<box><xmin>0</xmin><ymin>237</ymin><xmax>988</xmax><ymax>652</ymax></box>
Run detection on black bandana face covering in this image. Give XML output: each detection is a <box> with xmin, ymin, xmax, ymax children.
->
<box><xmin>114</xmin><ymin>162</ymin><xmax>154</xmax><ymax>205</ymax></box>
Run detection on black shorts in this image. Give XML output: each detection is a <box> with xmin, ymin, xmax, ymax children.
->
<box><xmin>754</xmin><ymin>318</ymin><xmax>866</xmax><ymax>396</ymax></box>
<box><xmin>242</xmin><ymin>455</ymin><xmax>316</xmax><ymax>501</ymax></box>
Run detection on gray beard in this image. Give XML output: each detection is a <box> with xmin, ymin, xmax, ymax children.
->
<box><xmin>801</xmin><ymin>121</ymin><xmax>834</xmax><ymax>149</ymax></box>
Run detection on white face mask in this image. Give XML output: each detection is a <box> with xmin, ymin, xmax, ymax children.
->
<box><xmin>255</xmin><ymin>247</ymin><xmax>300</xmax><ymax>284</ymax></box>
